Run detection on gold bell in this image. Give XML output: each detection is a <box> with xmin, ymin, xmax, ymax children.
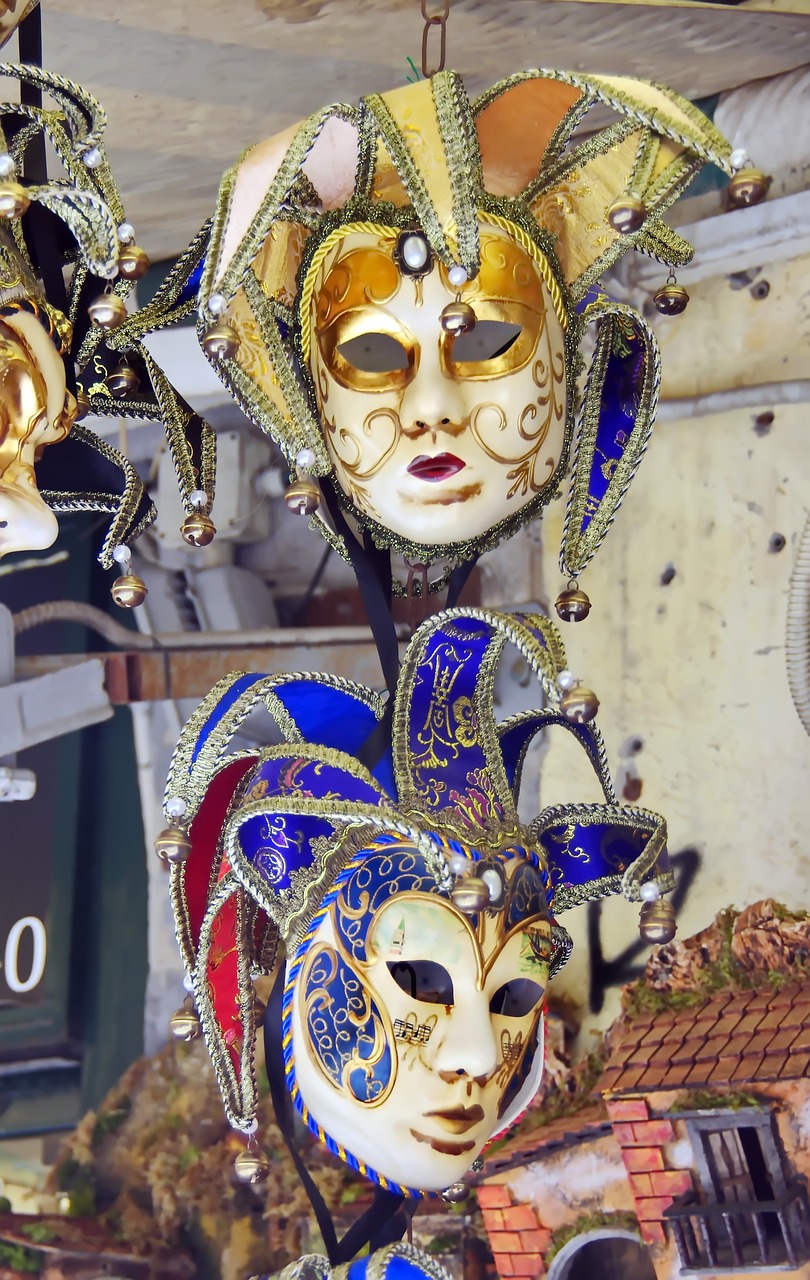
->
<box><xmin>154</xmin><ymin>825</ymin><xmax>192</xmax><ymax>865</ymax></box>
<box><xmin>450</xmin><ymin>876</ymin><xmax>490</xmax><ymax>914</ymax></box>
<box><xmin>202</xmin><ymin>321</ymin><xmax>240</xmax><ymax>361</ymax></box>
<box><xmin>87</xmin><ymin>291</ymin><xmax>127</xmax><ymax>329</ymax></box>
<box><xmin>284</xmin><ymin>477</ymin><xmax>320</xmax><ymax>516</ymax></box>
<box><xmin>607</xmin><ymin>194</ymin><xmax>647</xmax><ymax>235</ymax></box>
<box><xmin>180</xmin><ymin>511</ymin><xmax>216</xmax><ymax>547</ymax></box>
<box><xmin>639</xmin><ymin>897</ymin><xmax>677</xmax><ymax>945</ymax></box>
<box><xmin>440</xmin><ymin>300</ymin><xmax>476</xmax><ymax>336</ymax></box>
<box><xmin>442</xmin><ymin>1182</ymin><xmax>471</xmax><ymax>1204</ymax></box>
<box><xmin>0</xmin><ymin>181</ymin><xmax>30</xmax><ymax>218</ymax></box>
<box><xmin>111</xmin><ymin>572</ymin><xmax>148</xmax><ymax>608</ymax></box>
<box><xmin>75</xmin><ymin>391</ymin><xmax>90</xmax><ymax>422</ymax></box>
<box><xmin>555</xmin><ymin>583</ymin><xmax>591</xmax><ymax>623</ymax></box>
<box><xmin>653</xmin><ymin>279</ymin><xmax>689</xmax><ymax>316</ymax></box>
<box><xmin>117</xmin><ymin>244</ymin><xmax>150</xmax><ymax>281</ymax></box>
<box><xmin>234</xmin><ymin>1147</ymin><xmax>271</xmax><ymax>1185</ymax></box>
<box><xmin>559</xmin><ymin>684</ymin><xmax>599</xmax><ymax>725</ymax></box>
<box><xmin>169</xmin><ymin>1001</ymin><xmax>201</xmax><ymax>1043</ymax></box>
<box><xmin>105</xmin><ymin>362</ymin><xmax>140</xmax><ymax>398</ymax></box>
<box><xmin>727</xmin><ymin>168</ymin><xmax>769</xmax><ymax>209</ymax></box>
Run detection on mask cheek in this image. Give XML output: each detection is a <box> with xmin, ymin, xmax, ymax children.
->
<box><xmin>495</xmin><ymin>1011</ymin><xmax>544</xmax><ymax>1121</ymax></box>
<box><xmin>302</xmin><ymin>943</ymin><xmax>395</xmax><ymax>1105</ymax></box>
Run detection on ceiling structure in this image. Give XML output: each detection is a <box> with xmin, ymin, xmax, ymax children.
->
<box><xmin>35</xmin><ymin>0</ymin><xmax>810</xmax><ymax>262</ymax></box>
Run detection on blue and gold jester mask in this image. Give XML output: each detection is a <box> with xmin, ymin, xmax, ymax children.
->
<box><xmin>163</xmin><ymin>608</ymin><xmax>672</xmax><ymax>1197</ymax></box>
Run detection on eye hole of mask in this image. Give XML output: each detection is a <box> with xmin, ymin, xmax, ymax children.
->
<box><xmin>452</xmin><ymin>320</ymin><xmax>522</xmax><ymax>365</ymax></box>
<box><xmin>337</xmin><ymin>332</ymin><xmax>410</xmax><ymax>374</ymax></box>
<box><xmin>489</xmin><ymin>977</ymin><xmax>544</xmax><ymax>1018</ymax></box>
<box><xmin>387</xmin><ymin>960</ymin><xmax>454</xmax><ymax>1005</ymax></box>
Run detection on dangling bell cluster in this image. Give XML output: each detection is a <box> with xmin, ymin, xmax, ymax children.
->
<box><xmin>284</xmin><ymin>447</ymin><xmax>321</xmax><ymax>516</ymax></box>
<box><xmin>0</xmin><ymin>181</ymin><xmax>30</xmax><ymax>218</ymax></box>
<box><xmin>555</xmin><ymin>668</ymin><xmax>599</xmax><ymax>725</ymax></box>
<box><xmin>169</xmin><ymin>997</ymin><xmax>201</xmax><ymax>1043</ymax></box>
<box><xmin>154</xmin><ymin>824</ymin><xmax>192</xmax><ymax>865</ymax></box>
<box><xmin>181</xmin><ymin>489</ymin><xmax>216</xmax><ymax>546</ymax></box>
<box><xmin>117</xmin><ymin>243</ymin><xmax>150</xmax><ymax>281</ymax></box>
<box><xmin>727</xmin><ymin>169</ymin><xmax>769</xmax><ymax>209</ymax></box>
<box><xmin>654</xmin><ymin>275</ymin><xmax>689</xmax><ymax>316</ymax></box>
<box><xmin>555</xmin><ymin>582</ymin><xmax>591</xmax><ymax>623</ymax></box>
<box><xmin>234</xmin><ymin>1145</ymin><xmax>271</xmax><ymax>1184</ymax></box>
<box><xmin>607</xmin><ymin>193</ymin><xmax>647</xmax><ymax>234</ymax></box>
<box><xmin>110</xmin><ymin>544</ymin><xmax>147</xmax><ymax>608</ymax></box>
<box><xmin>440</xmin><ymin>299</ymin><xmax>476</xmax><ymax>336</ymax></box>
<box><xmin>639</xmin><ymin>896</ymin><xmax>677</xmax><ymax>945</ymax></box>
<box><xmin>447</xmin><ymin>853</ymin><xmax>505</xmax><ymax>916</ymax></box>
<box><xmin>105</xmin><ymin>362</ymin><xmax>140</xmax><ymax>398</ymax></box>
<box><xmin>88</xmin><ymin>290</ymin><xmax>127</xmax><ymax>329</ymax></box>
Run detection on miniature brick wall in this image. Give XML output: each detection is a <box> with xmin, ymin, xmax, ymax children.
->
<box><xmin>477</xmin><ymin>1183</ymin><xmax>553</xmax><ymax>1277</ymax></box>
<box><xmin>606</xmin><ymin>1098</ymin><xmax>694</xmax><ymax>1246</ymax></box>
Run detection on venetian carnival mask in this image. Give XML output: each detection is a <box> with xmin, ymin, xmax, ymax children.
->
<box><xmin>162</xmin><ymin>607</ymin><xmax>672</xmax><ymax>1196</ymax></box>
<box><xmin>171</xmin><ymin>68</ymin><xmax>747</xmax><ymax>590</ymax></box>
<box><xmin>0</xmin><ymin>302</ymin><xmax>76</xmax><ymax>558</ymax></box>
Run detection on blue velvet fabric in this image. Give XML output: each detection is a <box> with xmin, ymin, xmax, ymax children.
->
<box><xmin>537</xmin><ymin>818</ymin><xmax>653</xmax><ymax>893</ymax></box>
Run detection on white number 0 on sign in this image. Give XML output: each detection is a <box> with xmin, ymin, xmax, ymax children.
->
<box><xmin>3</xmin><ymin>916</ymin><xmax>46</xmax><ymax>994</ymax></box>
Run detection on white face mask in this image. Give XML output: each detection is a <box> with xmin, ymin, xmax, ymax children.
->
<box><xmin>308</xmin><ymin>222</ymin><xmax>568</xmax><ymax>550</ymax></box>
<box><xmin>289</xmin><ymin>842</ymin><xmax>551</xmax><ymax>1192</ymax></box>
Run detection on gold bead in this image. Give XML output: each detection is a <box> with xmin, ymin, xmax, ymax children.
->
<box><xmin>639</xmin><ymin>898</ymin><xmax>677</xmax><ymax>945</ymax></box>
<box><xmin>180</xmin><ymin>511</ymin><xmax>216</xmax><ymax>547</ymax></box>
<box><xmin>559</xmin><ymin>685</ymin><xmax>599</xmax><ymax>725</ymax></box>
<box><xmin>0</xmin><ymin>181</ymin><xmax>30</xmax><ymax>218</ymax></box>
<box><xmin>555</xmin><ymin>585</ymin><xmax>591</xmax><ymax>623</ymax></box>
<box><xmin>653</xmin><ymin>282</ymin><xmax>689</xmax><ymax>316</ymax></box>
<box><xmin>87</xmin><ymin>291</ymin><xmax>127</xmax><ymax>329</ymax></box>
<box><xmin>111</xmin><ymin>572</ymin><xmax>148</xmax><ymax>608</ymax></box>
<box><xmin>284</xmin><ymin>478</ymin><xmax>320</xmax><ymax>516</ymax></box>
<box><xmin>169</xmin><ymin>1003</ymin><xmax>201</xmax><ymax>1042</ymax></box>
<box><xmin>450</xmin><ymin>876</ymin><xmax>490</xmax><ymax>914</ymax></box>
<box><xmin>202</xmin><ymin>321</ymin><xmax>240</xmax><ymax>361</ymax></box>
<box><xmin>105</xmin><ymin>363</ymin><xmax>140</xmax><ymax>398</ymax></box>
<box><xmin>442</xmin><ymin>1182</ymin><xmax>471</xmax><ymax>1203</ymax></box>
<box><xmin>727</xmin><ymin>167</ymin><xmax>769</xmax><ymax>209</ymax></box>
<box><xmin>117</xmin><ymin>244</ymin><xmax>150</xmax><ymax>281</ymax></box>
<box><xmin>440</xmin><ymin>300</ymin><xmax>476</xmax><ymax>336</ymax></box>
<box><xmin>154</xmin><ymin>825</ymin><xmax>192</xmax><ymax>865</ymax></box>
<box><xmin>234</xmin><ymin>1147</ymin><xmax>270</xmax><ymax>1184</ymax></box>
<box><xmin>75</xmin><ymin>391</ymin><xmax>90</xmax><ymax>422</ymax></box>
<box><xmin>607</xmin><ymin>194</ymin><xmax>647</xmax><ymax>234</ymax></box>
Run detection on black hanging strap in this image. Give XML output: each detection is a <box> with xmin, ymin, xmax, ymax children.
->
<box><xmin>263</xmin><ymin>967</ymin><xmax>406</xmax><ymax>1265</ymax></box>
<box><xmin>446</xmin><ymin>555</ymin><xmax>478</xmax><ymax>608</ymax></box>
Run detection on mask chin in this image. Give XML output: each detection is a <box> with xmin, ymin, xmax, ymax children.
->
<box><xmin>0</xmin><ymin>476</ymin><xmax>59</xmax><ymax>557</ymax></box>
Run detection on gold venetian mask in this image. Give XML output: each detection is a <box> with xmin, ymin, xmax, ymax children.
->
<box><xmin>0</xmin><ymin>310</ymin><xmax>75</xmax><ymax>558</ymax></box>
<box><xmin>306</xmin><ymin>218</ymin><xmax>568</xmax><ymax>548</ymax></box>
<box><xmin>290</xmin><ymin>841</ymin><xmax>551</xmax><ymax>1192</ymax></box>
<box><xmin>0</xmin><ymin>0</ymin><xmax>38</xmax><ymax>48</ymax></box>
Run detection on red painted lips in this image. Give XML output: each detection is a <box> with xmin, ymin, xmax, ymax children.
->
<box><xmin>406</xmin><ymin>453</ymin><xmax>466</xmax><ymax>482</ymax></box>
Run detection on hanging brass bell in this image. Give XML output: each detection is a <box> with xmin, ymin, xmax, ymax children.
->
<box><xmin>284</xmin><ymin>478</ymin><xmax>320</xmax><ymax>516</ymax></box>
<box><xmin>450</xmin><ymin>876</ymin><xmax>490</xmax><ymax>914</ymax></box>
<box><xmin>75</xmin><ymin>391</ymin><xmax>90</xmax><ymax>422</ymax></box>
<box><xmin>559</xmin><ymin>684</ymin><xmax>599</xmax><ymax>725</ymax></box>
<box><xmin>202</xmin><ymin>321</ymin><xmax>240</xmax><ymax>361</ymax></box>
<box><xmin>117</xmin><ymin>244</ymin><xmax>150</xmax><ymax>281</ymax></box>
<box><xmin>234</xmin><ymin>1147</ymin><xmax>271</xmax><ymax>1184</ymax></box>
<box><xmin>154</xmin><ymin>825</ymin><xmax>192</xmax><ymax>865</ymax></box>
<box><xmin>0</xmin><ymin>180</ymin><xmax>30</xmax><ymax>218</ymax></box>
<box><xmin>88</xmin><ymin>291</ymin><xmax>127</xmax><ymax>329</ymax></box>
<box><xmin>105</xmin><ymin>363</ymin><xmax>140</xmax><ymax>398</ymax></box>
<box><xmin>442</xmin><ymin>1182</ymin><xmax>471</xmax><ymax>1204</ymax></box>
<box><xmin>169</xmin><ymin>1002</ymin><xmax>201</xmax><ymax>1042</ymax></box>
<box><xmin>607</xmin><ymin>194</ymin><xmax>646</xmax><ymax>234</ymax></box>
<box><xmin>653</xmin><ymin>281</ymin><xmax>689</xmax><ymax>316</ymax></box>
<box><xmin>180</xmin><ymin>511</ymin><xmax>216</xmax><ymax>547</ymax></box>
<box><xmin>727</xmin><ymin>168</ymin><xmax>769</xmax><ymax>209</ymax></box>
<box><xmin>639</xmin><ymin>897</ymin><xmax>677</xmax><ymax>945</ymax></box>
<box><xmin>555</xmin><ymin>584</ymin><xmax>591</xmax><ymax>622</ymax></box>
<box><xmin>440</xmin><ymin>300</ymin><xmax>476</xmax><ymax>336</ymax></box>
<box><xmin>111</xmin><ymin>572</ymin><xmax>148</xmax><ymax>608</ymax></box>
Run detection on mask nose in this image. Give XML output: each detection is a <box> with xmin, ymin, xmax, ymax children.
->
<box><xmin>399</xmin><ymin>340</ymin><xmax>465</xmax><ymax>436</ymax></box>
<box><xmin>433</xmin><ymin>996</ymin><xmax>499</xmax><ymax>1081</ymax></box>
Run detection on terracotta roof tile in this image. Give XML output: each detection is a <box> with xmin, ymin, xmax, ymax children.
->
<box><xmin>780</xmin><ymin>1002</ymin><xmax>807</xmax><ymax>1027</ymax></box>
<box><xmin>706</xmin><ymin>1056</ymin><xmax>739</xmax><ymax>1085</ymax></box>
<box><xmin>479</xmin><ymin>1103</ymin><xmax>611</xmax><ymax>1174</ymax></box>
<box><xmin>683</xmin><ymin>1061</ymin><xmax>713</xmax><ymax>1087</ymax></box>
<box><xmin>768</xmin><ymin>984</ymin><xmax>797</xmax><ymax>1008</ymax></box>
<box><xmin>746</xmin><ymin>1030</ymin><xmax>777</xmax><ymax>1056</ymax></box>
<box><xmin>694</xmin><ymin>1035</ymin><xmax>730</xmax><ymax>1063</ymax></box>
<box><xmin>731</xmin><ymin>1053</ymin><xmax>764</xmax><ymax>1083</ymax></box>
<box><xmin>714</xmin><ymin>1011</ymin><xmax>744</xmax><ymax>1036</ymax></box>
<box><xmin>734</xmin><ymin>1011</ymin><xmax>765</xmax><ymax>1035</ymax></box>
<box><xmin>768</xmin><ymin>1028</ymin><xmax>801</xmax><ymax>1053</ymax></box>
<box><xmin>785</xmin><ymin>1051</ymin><xmax>810</xmax><ymax>1078</ymax></box>
<box><xmin>725</xmin><ymin>1032</ymin><xmax>757</xmax><ymax>1058</ymax></box>
<box><xmin>788</xmin><ymin>1026</ymin><xmax>810</xmax><ymax>1053</ymax></box>
<box><xmin>757</xmin><ymin>1052</ymin><xmax>789</xmax><ymax>1081</ymax></box>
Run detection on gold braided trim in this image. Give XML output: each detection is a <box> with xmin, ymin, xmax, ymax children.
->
<box><xmin>479</xmin><ymin>212</ymin><xmax>568</xmax><ymax>332</ymax></box>
<box><xmin>299</xmin><ymin>220</ymin><xmax>397</xmax><ymax>364</ymax></box>
<box><xmin>299</xmin><ymin>213</ymin><xmax>568</xmax><ymax>365</ymax></box>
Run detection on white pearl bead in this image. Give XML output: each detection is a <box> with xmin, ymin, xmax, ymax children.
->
<box><xmin>112</xmin><ymin>544</ymin><xmax>131</xmax><ymax>565</ymax></box>
<box><xmin>556</xmin><ymin>669</ymin><xmax>576</xmax><ymax>691</ymax></box>
<box><xmin>83</xmin><ymin>146</ymin><xmax>102</xmax><ymax>169</ymax></box>
<box><xmin>189</xmin><ymin>489</ymin><xmax>207</xmax><ymax>509</ymax></box>
<box><xmin>448</xmin><ymin>264</ymin><xmax>468</xmax><ymax>288</ymax></box>
<box><xmin>730</xmin><ymin>148</ymin><xmax>748</xmax><ymax>171</ymax></box>
<box><xmin>447</xmin><ymin>852</ymin><xmax>470</xmax><ymax>877</ymax></box>
<box><xmin>182</xmin><ymin>972</ymin><xmax>194</xmax><ymax>992</ymax></box>
<box><xmin>166</xmin><ymin>796</ymin><xmax>187</xmax><ymax>819</ymax></box>
<box><xmin>481</xmin><ymin>867</ymin><xmax>503</xmax><ymax>902</ymax></box>
<box><xmin>296</xmin><ymin>448</ymin><xmax>316</xmax><ymax>470</ymax></box>
<box><xmin>242</xmin><ymin>1118</ymin><xmax>259</xmax><ymax>1135</ymax></box>
<box><xmin>0</xmin><ymin>154</ymin><xmax>16</xmax><ymax>178</ymax></box>
<box><xmin>402</xmin><ymin>234</ymin><xmax>429</xmax><ymax>270</ymax></box>
<box><xmin>117</xmin><ymin>221</ymin><xmax>135</xmax><ymax>244</ymax></box>
<box><xmin>640</xmin><ymin>881</ymin><xmax>660</xmax><ymax>902</ymax></box>
<box><xmin>208</xmin><ymin>293</ymin><xmax>227</xmax><ymax>317</ymax></box>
